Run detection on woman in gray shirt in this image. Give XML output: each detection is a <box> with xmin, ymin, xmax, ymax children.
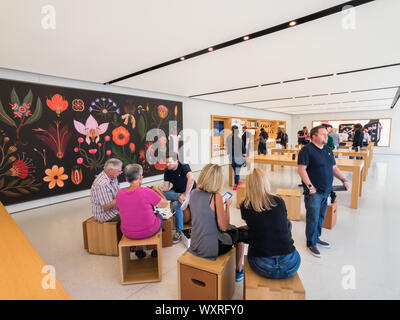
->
<box><xmin>188</xmin><ymin>163</ymin><xmax>246</xmax><ymax>282</ymax></box>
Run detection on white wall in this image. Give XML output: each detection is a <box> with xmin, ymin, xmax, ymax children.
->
<box><xmin>290</xmin><ymin>108</ymin><xmax>400</xmax><ymax>155</ymax></box>
<box><xmin>0</xmin><ymin>68</ymin><xmax>290</xmax><ymax>212</ymax></box>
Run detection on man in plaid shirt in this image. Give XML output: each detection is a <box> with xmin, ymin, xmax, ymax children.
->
<box><xmin>90</xmin><ymin>158</ymin><xmax>123</xmax><ymax>222</ymax></box>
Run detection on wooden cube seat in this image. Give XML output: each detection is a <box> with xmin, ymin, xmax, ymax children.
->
<box><xmin>82</xmin><ymin>217</ymin><xmax>122</xmax><ymax>256</ymax></box>
<box><xmin>276</xmin><ymin>188</ymin><xmax>302</xmax><ymax>221</ymax></box>
<box><xmin>244</xmin><ymin>256</ymin><xmax>305</xmax><ymax>300</ymax></box>
<box><xmin>118</xmin><ymin>231</ymin><xmax>162</xmax><ymax>285</ymax></box>
<box><xmin>236</xmin><ymin>183</ymin><xmax>246</xmax><ymax>208</ymax></box>
<box><xmin>323</xmin><ymin>201</ymin><xmax>337</xmax><ymax>229</ymax></box>
<box><xmin>177</xmin><ymin>248</ymin><xmax>236</xmax><ymax>300</ymax></box>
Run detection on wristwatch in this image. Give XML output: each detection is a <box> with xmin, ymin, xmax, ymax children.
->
<box><xmin>308</xmin><ymin>184</ymin><xmax>313</xmax><ymax>189</ymax></box>
<box><xmin>341</xmin><ymin>179</ymin><xmax>348</xmax><ymax>183</ymax></box>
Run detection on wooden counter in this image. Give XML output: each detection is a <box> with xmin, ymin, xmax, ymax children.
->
<box><xmin>0</xmin><ymin>202</ymin><xmax>70</xmax><ymax>300</ymax></box>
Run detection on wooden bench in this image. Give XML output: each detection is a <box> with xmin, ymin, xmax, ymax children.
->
<box><xmin>177</xmin><ymin>248</ymin><xmax>236</xmax><ymax>300</ymax></box>
<box><xmin>82</xmin><ymin>217</ymin><xmax>122</xmax><ymax>256</ymax></box>
<box><xmin>0</xmin><ymin>202</ymin><xmax>70</xmax><ymax>300</ymax></box>
<box><xmin>244</xmin><ymin>256</ymin><xmax>305</xmax><ymax>300</ymax></box>
<box><xmin>118</xmin><ymin>231</ymin><xmax>162</xmax><ymax>285</ymax></box>
<box><xmin>276</xmin><ymin>189</ymin><xmax>302</xmax><ymax>221</ymax></box>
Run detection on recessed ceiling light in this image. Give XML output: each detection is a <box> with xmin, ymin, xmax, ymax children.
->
<box><xmin>289</xmin><ymin>21</ymin><xmax>297</xmax><ymax>27</ymax></box>
<box><xmin>208</xmin><ymin>47</ymin><xmax>213</xmax><ymax>52</ymax></box>
<box><xmin>180</xmin><ymin>57</ymin><xmax>185</xmax><ymax>61</ymax></box>
<box><xmin>243</xmin><ymin>36</ymin><xmax>250</xmax><ymax>41</ymax></box>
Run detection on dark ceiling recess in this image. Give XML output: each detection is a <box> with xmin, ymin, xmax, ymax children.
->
<box><xmin>235</xmin><ymin>86</ymin><xmax>397</xmax><ymax>106</ymax></box>
<box><xmin>194</xmin><ymin>63</ymin><xmax>399</xmax><ymax>99</ymax></box>
<box><xmin>105</xmin><ymin>0</ymin><xmax>376</xmax><ymax>86</ymax></box>
<box><xmin>391</xmin><ymin>87</ymin><xmax>400</xmax><ymax>109</ymax></box>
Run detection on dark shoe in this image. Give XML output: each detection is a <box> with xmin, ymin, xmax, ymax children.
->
<box><xmin>173</xmin><ymin>231</ymin><xmax>182</xmax><ymax>244</ymax></box>
<box><xmin>135</xmin><ymin>250</ymin><xmax>146</xmax><ymax>259</ymax></box>
<box><xmin>308</xmin><ymin>246</ymin><xmax>321</xmax><ymax>258</ymax></box>
<box><xmin>151</xmin><ymin>250</ymin><xmax>158</xmax><ymax>258</ymax></box>
<box><xmin>317</xmin><ymin>239</ymin><xmax>331</xmax><ymax>248</ymax></box>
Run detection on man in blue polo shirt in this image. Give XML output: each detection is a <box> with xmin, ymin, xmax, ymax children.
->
<box><xmin>161</xmin><ymin>152</ymin><xmax>196</xmax><ymax>244</ymax></box>
<box><xmin>297</xmin><ymin>125</ymin><xmax>350</xmax><ymax>258</ymax></box>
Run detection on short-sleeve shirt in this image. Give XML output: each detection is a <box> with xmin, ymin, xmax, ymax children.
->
<box><xmin>164</xmin><ymin>162</ymin><xmax>197</xmax><ymax>194</ymax></box>
<box><xmin>298</xmin><ymin>130</ymin><xmax>307</xmax><ymax>144</ymax></box>
<box><xmin>240</xmin><ymin>196</ymin><xmax>295</xmax><ymax>257</ymax></box>
<box><xmin>116</xmin><ymin>187</ymin><xmax>161</xmax><ymax>239</ymax></box>
<box><xmin>90</xmin><ymin>171</ymin><xmax>119</xmax><ymax>222</ymax></box>
<box><xmin>297</xmin><ymin>142</ymin><xmax>336</xmax><ymax>194</ymax></box>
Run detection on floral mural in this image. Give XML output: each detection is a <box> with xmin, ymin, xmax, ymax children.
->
<box><xmin>0</xmin><ymin>78</ymin><xmax>183</xmax><ymax>206</ymax></box>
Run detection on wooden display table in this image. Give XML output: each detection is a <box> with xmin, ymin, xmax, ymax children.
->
<box><xmin>232</xmin><ymin>154</ymin><xmax>364</xmax><ymax>209</ymax></box>
<box><xmin>0</xmin><ymin>202</ymin><xmax>70</xmax><ymax>300</ymax></box>
<box><xmin>336</xmin><ymin>159</ymin><xmax>364</xmax><ymax>209</ymax></box>
<box><xmin>333</xmin><ymin>149</ymin><xmax>369</xmax><ymax>181</ymax></box>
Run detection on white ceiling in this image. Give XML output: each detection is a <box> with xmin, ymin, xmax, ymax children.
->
<box><xmin>0</xmin><ymin>0</ymin><xmax>399</xmax><ymax>114</ymax></box>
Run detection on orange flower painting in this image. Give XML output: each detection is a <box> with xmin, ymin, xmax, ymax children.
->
<box><xmin>43</xmin><ymin>165</ymin><xmax>68</xmax><ymax>189</ymax></box>
<box><xmin>46</xmin><ymin>94</ymin><xmax>68</xmax><ymax>116</ymax></box>
<box><xmin>112</xmin><ymin>126</ymin><xmax>130</xmax><ymax>146</ymax></box>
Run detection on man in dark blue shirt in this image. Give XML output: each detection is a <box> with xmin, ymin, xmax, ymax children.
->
<box><xmin>161</xmin><ymin>152</ymin><xmax>196</xmax><ymax>244</ymax></box>
<box><xmin>297</xmin><ymin>126</ymin><xmax>350</xmax><ymax>258</ymax></box>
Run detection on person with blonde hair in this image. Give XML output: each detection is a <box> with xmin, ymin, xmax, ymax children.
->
<box><xmin>240</xmin><ymin>168</ymin><xmax>300</xmax><ymax>279</ymax></box>
<box><xmin>188</xmin><ymin>163</ymin><xmax>246</xmax><ymax>282</ymax></box>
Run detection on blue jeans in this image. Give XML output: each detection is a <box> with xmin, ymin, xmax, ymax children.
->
<box><xmin>231</xmin><ymin>159</ymin><xmax>243</xmax><ymax>185</ymax></box>
<box><xmin>304</xmin><ymin>192</ymin><xmax>330</xmax><ymax>247</ymax></box>
<box><xmin>248</xmin><ymin>250</ymin><xmax>301</xmax><ymax>279</ymax></box>
<box><xmin>163</xmin><ymin>190</ymin><xmax>183</xmax><ymax>232</ymax></box>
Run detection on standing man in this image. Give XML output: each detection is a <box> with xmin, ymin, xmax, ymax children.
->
<box><xmin>161</xmin><ymin>152</ymin><xmax>196</xmax><ymax>243</ymax></box>
<box><xmin>297</xmin><ymin>126</ymin><xmax>350</xmax><ymax>258</ymax></box>
<box><xmin>297</xmin><ymin>126</ymin><xmax>309</xmax><ymax>146</ymax></box>
<box><xmin>242</xmin><ymin>126</ymin><xmax>251</xmax><ymax>166</ymax></box>
<box><xmin>330</xmin><ymin>127</ymin><xmax>340</xmax><ymax>150</ymax></box>
<box><xmin>227</xmin><ymin>125</ymin><xmax>245</xmax><ymax>190</ymax></box>
<box><xmin>322</xmin><ymin>124</ymin><xmax>335</xmax><ymax>150</ymax></box>
<box><xmin>90</xmin><ymin>158</ymin><xmax>123</xmax><ymax>223</ymax></box>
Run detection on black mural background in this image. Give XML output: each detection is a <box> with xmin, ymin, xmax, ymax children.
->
<box><xmin>0</xmin><ymin>78</ymin><xmax>183</xmax><ymax>206</ymax></box>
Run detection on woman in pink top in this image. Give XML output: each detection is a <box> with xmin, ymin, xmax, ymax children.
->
<box><xmin>116</xmin><ymin>164</ymin><xmax>168</xmax><ymax>258</ymax></box>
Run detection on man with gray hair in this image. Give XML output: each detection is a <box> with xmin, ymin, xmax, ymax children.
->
<box><xmin>90</xmin><ymin>158</ymin><xmax>123</xmax><ymax>222</ymax></box>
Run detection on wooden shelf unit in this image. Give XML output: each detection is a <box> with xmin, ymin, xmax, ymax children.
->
<box><xmin>211</xmin><ymin>115</ymin><xmax>286</xmax><ymax>157</ymax></box>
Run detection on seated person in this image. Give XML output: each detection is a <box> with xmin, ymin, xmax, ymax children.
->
<box><xmin>240</xmin><ymin>168</ymin><xmax>301</xmax><ymax>279</ymax></box>
<box><xmin>90</xmin><ymin>158</ymin><xmax>123</xmax><ymax>223</ymax></box>
<box><xmin>188</xmin><ymin>163</ymin><xmax>246</xmax><ymax>282</ymax></box>
<box><xmin>116</xmin><ymin>164</ymin><xmax>169</xmax><ymax>258</ymax></box>
<box><xmin>160</xmin><ymin>152</ymin><xmax>196</xmax><ymax>244</ymax></box>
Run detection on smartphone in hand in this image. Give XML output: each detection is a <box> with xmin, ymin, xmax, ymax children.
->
<box><xmin>222</xmin><ymin>192</ymin><xmax>233</xmax><ymax>204</ymax></box>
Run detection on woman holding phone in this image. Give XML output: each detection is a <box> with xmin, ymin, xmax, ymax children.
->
<box><xmin>240</xmin><ymin>168</ymin><xmax>300</xmax><ymax>279</ymax></box>
<box><xmin>188</xmin><ymin>164</ymin><xmax>246</xmax><ymax>282</ymax></box>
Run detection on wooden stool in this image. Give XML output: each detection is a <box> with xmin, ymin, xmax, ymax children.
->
<box><xmin>236</xmin><ymin>183</ymin><xmax>246</xmax><ymax>209</ymax></box>
<box><xmin>118</xmin><ymin>231</ymin><xmax>162</xmax><ymax>285</ymax></box>
<box><xmin>162</xmin><ymin>217</ymin><xmax>173</xmax><ymax>248</ymax></box>
<box><xmin>243</xmin><ymin>256</ymin><xmax>305</xmax><ymax>300</ymax></box>
<box><xmin>323</xmin><ymin>201</ymin><xmax>337</xmax><ymax>229</ymax></box>
<box><xmin>82</xmin><ymin>217</ymin><xmax>122</xmax><ymax>256</ymax></box>
<box><xmin>276</xmin><ymin>189</ymin><xmax>301</xmax><ymax>221</ymax></box>
<box><xmin>178</xmin><ymin>248</ymin><xmax>236</xmax><ymax>300</ymax></box>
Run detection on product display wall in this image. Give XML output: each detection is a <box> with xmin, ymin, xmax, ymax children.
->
<box><xmin>0</xmin><ymin>78</ymin><xmax>183</xmax><ymax>205</ymax></box>
<box><xmin>313</xmin><ymin>118</ymin><xmax>392</xmax><ymax>147</ymax></box>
